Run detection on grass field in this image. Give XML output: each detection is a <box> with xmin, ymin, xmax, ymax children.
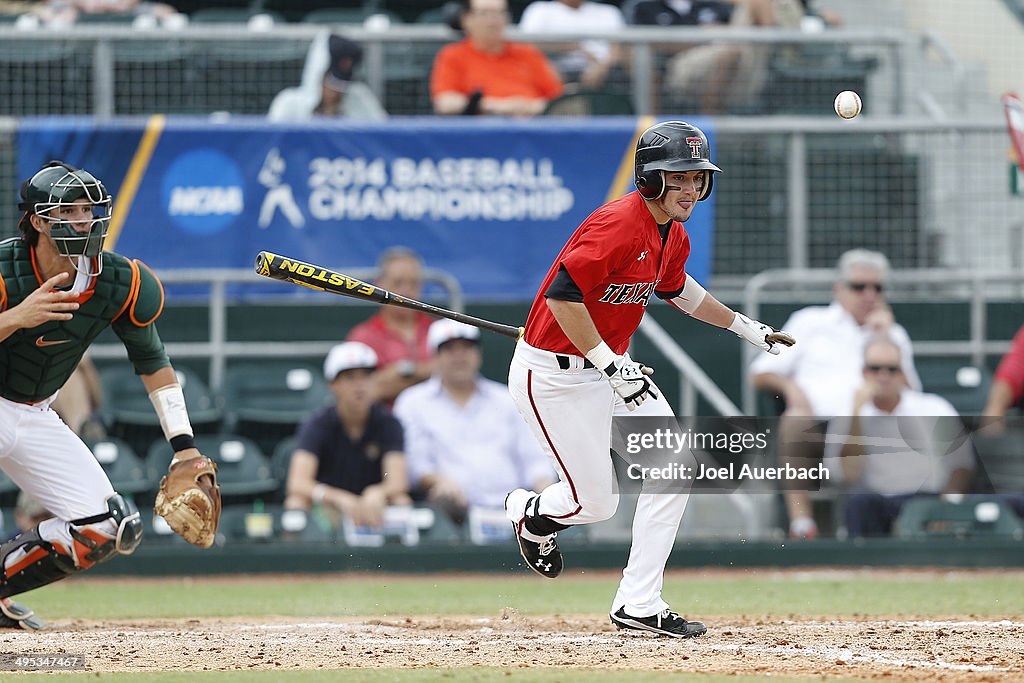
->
<box><xmin>21</xmin><ymin>569</ymin><xmax>1024</xmax><ymax>619</ymax></box>
<box><xmin>3</xmin><ymin>569</ymin><xmax>1022</xmax><ymax>681</ymax></box>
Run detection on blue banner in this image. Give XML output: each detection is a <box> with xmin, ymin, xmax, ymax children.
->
<box><xmin>17</xmin><ymin>117</ymin><xmax>715</xmax><ymax>301</ymax></box>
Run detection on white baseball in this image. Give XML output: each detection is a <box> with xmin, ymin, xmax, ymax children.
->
<box><xmin>834</xmin><ymin>90</ymin><xmax>862</xmax><ymax>119</ymax></box>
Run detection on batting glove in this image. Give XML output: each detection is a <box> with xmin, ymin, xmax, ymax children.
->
<box><xmin>604</xmin><ymin>353</ymin><xmax>660</xmax><ymax>411</ymax></box>
<box><xmin>729</xmin><ymin>313</ymin><xmax>796</xmax><ymax>355</ymax></box>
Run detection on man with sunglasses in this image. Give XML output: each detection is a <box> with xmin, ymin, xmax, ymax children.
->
<box><xmin>750</xmin><ymin>249</ymin><xmax>920</xmax><ymax>539</ymax></box>
<box><xmin>823</xmin><ymin>337</ymin><xmax>974</xmax><ymax>537</ymax></box>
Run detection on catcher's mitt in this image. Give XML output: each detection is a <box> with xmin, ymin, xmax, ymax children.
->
<box><xmin>154</xmin><ymin>454</ymin><xmax>221</xmax><ymax>548</ymax></box>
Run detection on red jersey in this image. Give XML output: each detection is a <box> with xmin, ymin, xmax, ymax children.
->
<box><xmin>524</xmin><ymin>191</ymin><xmax>691</xmax><ymax>355</ymax></box>
<box><xmin>346</xmin><ymin>312</ymin><xmax>434</xmax><ymax>369</ymax></box>
<box><xmin>995</xmin><ymin>325</ymin><xmax>1024</xmax><ymax>405</ymax></box>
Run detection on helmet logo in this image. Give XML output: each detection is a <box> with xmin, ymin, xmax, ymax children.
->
<box><xmin>686</xmin><ymin>137</ymin><xmax>703</xmax><ymax>159</ymax></box>
<box><xmin>647</xmin><ymin>131</ymin><xmax>670</xmax><ymax>147</ymax></box>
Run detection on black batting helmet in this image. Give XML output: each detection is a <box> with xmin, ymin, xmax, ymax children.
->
<box><xmin>634</xmin><ymin>121</ymin><xmax>722</xmax><ymax>201</ymax></box>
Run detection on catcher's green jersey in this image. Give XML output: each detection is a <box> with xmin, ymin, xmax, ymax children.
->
<box><xmin>0</xmin><ymin>237</ymin><xmax>170</xmax><ymax>403</ymax></box>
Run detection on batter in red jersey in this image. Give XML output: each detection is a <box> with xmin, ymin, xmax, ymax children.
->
<box><xmin>505</xmin><ymin>121</ymin><xmax>795</xmax><ymax>638</ymax></box>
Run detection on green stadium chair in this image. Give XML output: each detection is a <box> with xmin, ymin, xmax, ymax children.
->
<box><xmin>99</xmin><ymin>365</ymin><xmax>222</xmax><ymax>458</ymax></box>
<box><xmin>302</xmin><ymin>8</ymin><xmax>402</xmax><ymax>25</ymax></box>
<box><xmin>915</xmin><ymin>356</ymin><xmax>993</xmax><ymax>416</ymax></box>
<box><xmin>189</xmin><ymin>8</ymin><xmax>285</xmax><ymax>24</ymax></box>
<box><xmin>542</xmin><ymin>87</ymin><xmax>634</xmax><ymax>116</ymax></box>
<box><xmin>87</xmin><ymin>437</ymin><xmax>153</xmax><ymax>496</ymax></box>
<box><xmin>893</xmin><ymin>496</ymin><xmax>1024</xmax><ymax>539</ymax></box>
<box><xmin>972</xmin><ymin>428</ymin><xmax>1024</xmax><ymax>493</ymax></box>
<box><xmin>222</xmin><ymin>360</ymin><xmax>329</xmax><ymax>455</ymax></box>
<box><xmin>270</xmin><ymin>435</ymin><xmax>298</xmax><ymax>485</ymax></box>
<box><xmin>217</xmin><ymin>503</ymin><xmax>335</xmax><ymax>543</ymax></box>
<box><xmin>196</xmin><ymin>39</ymin><xmax>307</xmax><ymax>114</ymax></box>
<box><xmin>0</xmin><ymin>468</ymin><xmax>19</xmax><ymax>508</ymax></box>
<box><xmin>73</xmin><ymin>12</ymin><xmax>137</xmax><ymax>24</ymax></box>
<box><xmin>139</xmin><ymin>507</ymin><xmax>189</xmax><ymax>545</ymax></box>
<box><xmin>147</xmin><ymin>434</ymin><xmax>278</xmax><ymax>500</ymax></box>
<box><xmin>112</xmin><ymin>41</ymin><xmax>201</xmax><ymax>115</ymax></box>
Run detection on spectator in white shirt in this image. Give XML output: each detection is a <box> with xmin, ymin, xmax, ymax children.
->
<box><xmin>393</xmin><ymin>319</ymin><xmax>556</xmax><ymax>525</ymax></box>
<box><xmin>824</xmin><ymin>337</ymin><xmax>974</xmax><ymax>537</ymax></box>
<box><xmin>518</xmin><ymin>0</ymin><xmax>625</xmax><ymax>88</ymax></box>
<box><xmin>750</xmin><ymin>249</ymin><xmax>920</xmax><ymax>539</ymax></box>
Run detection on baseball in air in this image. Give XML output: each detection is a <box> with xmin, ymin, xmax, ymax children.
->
<box><xmin>834</xmin><ymin>90</ymin><xmax>862</xmax><ymax>119</ymax></box>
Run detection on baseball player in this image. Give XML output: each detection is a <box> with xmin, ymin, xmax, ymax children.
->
<box><xmin>0</xmin><ymin>160</ymin><xmax>221</xmax><ymax>630</ymax></box>
<box><xmin>505</xmin><ymin>121</ymin><xmax>794</xmax><ymax>638</ymax></box>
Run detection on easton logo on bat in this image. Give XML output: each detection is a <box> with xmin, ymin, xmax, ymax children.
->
<box><xmin>277</xmin><ymin>258</ymin><xmax>377</xmax><ymax>297</ymax></box>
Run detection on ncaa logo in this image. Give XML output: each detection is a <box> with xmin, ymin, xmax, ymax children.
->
<box><xmin>161</xmin><ymin>149</ymin><xmax>244</xmax><ymax>234</ymax></box>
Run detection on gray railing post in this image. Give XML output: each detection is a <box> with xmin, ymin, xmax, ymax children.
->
<box><xmin>92</xmin><ymin>39</ymin><xmax>115</xmax><ymax>119</ymax></box>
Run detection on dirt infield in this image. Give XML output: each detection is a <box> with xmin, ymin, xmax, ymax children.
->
<box><xmin>2</xmin><ymin>613</ymin><xmax>1022</xmax><ymax>680</ymax></box>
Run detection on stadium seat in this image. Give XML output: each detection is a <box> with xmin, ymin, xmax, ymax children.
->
<box><xmin>916</xmin><ymin>356</ymin><xmax>993</xmax><ymax>416</ymax></box>
<box><xmin>113</xmin><ymin>41</ymin><xmax>201</xmax><ymax>115</ymax></box>
<box><xmin>893</xmin><ymin>496</ymin><xmax>1024</xmax><ymax>539</ymax></box>
<box><xmin>189</xmin><ymin>8</ymin><xmax>285</xmax><ymax>25</ymax></box>
<box><xmin>197</xmin><ymin>39</ymin><xmax>307</xmax><ymax>114</ymax></box>
<box><xmin>99</xmin><ymin>365</ymin><xmax>222</xmax><ymax>458</ymax></box>
<box><xmin>0</xmin><ymin>468</ymin><xmax>19</xmax><ymax>507</ymax></box>
<box><xmin>73</xmin><ymin>12</ymin><xmax>137</xmax><ymax>24</ymax></box>
<box><xmin>763</xmin><ymin>46</ymin><xmax>878</xmax><ymax>115</ymax></box>
<box><xmin>222</xmin><ymin>360</ymin><xmax>329</xmax><ymax>455</ymax></box>
<box><xmin>301</xmin><ymin>8</ymin><xmax>402</xmax><ymax>26</ymax></box>
<box><xmin>217</xmin><ymin>503</ymin><xmax>335</xmax><ymax>543</ymax></box>
<box><xmin>87</xmin><ymin>437</ymin><xmax>153</xmax><ymax>496</ymax></box>
<box><xmin>543</xmin><ymin>87</ymin><xmax>634</xmax><ymax>116</ymax></box>
<box><xmin>972</xmin><ymin>428</ymin><xmax>1024</xmax><ymax>493</ymax></box>
<box><xmin>147</xmin><ymin>434</ymin><xmax>278</xmax><ymax>500</ymax></box>
<box><xmin>270</xmin><ymin>436</ymin><xmax>298</xmax><ymax>485</ymax></box>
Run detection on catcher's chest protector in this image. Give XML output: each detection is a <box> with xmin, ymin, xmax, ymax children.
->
<box><xmin>0</xmin><ymin>240</ymin><xmax>136</xmax><ymax>402</ymax></box>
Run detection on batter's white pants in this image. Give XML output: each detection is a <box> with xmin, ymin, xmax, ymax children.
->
<box><xmin>508</xmin><ymin>341</ymin><xmax>690</xmax><ymax>618</ymax></box>
<box><xmin>0</xmin><ymin>397</ymin><xmax>117</xmax><ymax>561</ymax></box>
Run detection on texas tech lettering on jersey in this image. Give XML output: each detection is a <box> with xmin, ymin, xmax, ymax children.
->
<box><xmin>598</xmin><ymin>281</ymin><xmax>658</xmax><ymax>306</ymax></box>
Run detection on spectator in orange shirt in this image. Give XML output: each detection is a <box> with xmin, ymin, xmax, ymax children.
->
<box><xmin>431</xmin><ymin>0</ymin><xmax>564</xmax><ymax>117</ymax></box>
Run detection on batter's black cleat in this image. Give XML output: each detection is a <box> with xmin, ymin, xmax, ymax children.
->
<box><xmin>610</xmin><ymin>607</ymin><xmax>706</xmax><ymax>639</ymax></box>
<box><xmin>0</xmin><ymin>598</ymin><xmax>47</xmax><ymax>631</ymax></box>
<box><xmin>505</xmin><ymin>489</ymin><xmax>563</xmax><ymax>579</ymax></box>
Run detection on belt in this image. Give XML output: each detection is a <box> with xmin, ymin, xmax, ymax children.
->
<box><xmin>556</xmin><ymin>355</ymin><xmax>594</xmax><ymax>370</ymax></box>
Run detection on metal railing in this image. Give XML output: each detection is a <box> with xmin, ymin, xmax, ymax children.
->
<box><xmin>740</xmin><ymin>268</ymin><xmax>1024</xmax><ymax>415</ymax></box>
<box><xmin>0</xmin><ymin>24</ymin><xmax>914</xmax><ymax>118</ymax></box>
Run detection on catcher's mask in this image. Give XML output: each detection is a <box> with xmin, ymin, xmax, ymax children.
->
<box><xmin>17</xmin><ymin>160</ymin><xmax>112</xmax><ymax>273</ymax></box>
<box><xmin>634</xmin><ymin>121</ymin><xmax>722</xmax><ymax>201</ymax></box>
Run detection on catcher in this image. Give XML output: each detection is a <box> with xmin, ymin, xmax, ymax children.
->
<box><xmin>0</xmin><ymin>160</ymin><xmax>220</xmax><ymax>630</ymax></box>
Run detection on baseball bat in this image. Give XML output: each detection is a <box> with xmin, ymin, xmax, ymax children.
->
<box><xmin>254</xmin><ymin>251</ymin><xmax>525</xmax><ymax>341</ymax></box>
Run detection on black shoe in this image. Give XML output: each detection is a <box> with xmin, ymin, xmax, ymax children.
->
<box><xmin>610</xmin><ymin>606</ymin><xmax>706</xmax><ymax>638</ymax></box>
<box><xmin>0</xmin><ymin>598</ymin><xmax>47</xmax><ymax>631</ymax></box>
<box><xmin>505</xmin><ymin>489</ymin><xmax>563</xmax><ymax>579</ymax></box>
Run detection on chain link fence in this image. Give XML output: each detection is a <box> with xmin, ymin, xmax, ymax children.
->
<box><xmin>0</xmin><ymin>21</ymin><xmax>1017</xmax><ymax>280</ymax></box>
<box><xmin>0</xmin><ymin>24</ymin><xmax>909</xmax><ymax>118</ymax></box>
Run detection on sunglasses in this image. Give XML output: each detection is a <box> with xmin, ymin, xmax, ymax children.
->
<box><xmin>865</xmin><ymin>364</ymin><xmax>901</xmax><ymax>373</ymax></box>
<box><xmin>846</xmin><ymin>281</ymin><xmax>885</xmax><ymax>293</ymax></box>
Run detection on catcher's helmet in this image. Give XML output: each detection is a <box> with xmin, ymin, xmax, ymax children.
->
<box><xmin>634</xmin><ymin>121</ymin><xmax>722</xmax><ymax>201</ymax></box>
<box><xmin>17</xmin><ymin>160</ymin><xmax>112</xmax><ymax>258</ymax></box>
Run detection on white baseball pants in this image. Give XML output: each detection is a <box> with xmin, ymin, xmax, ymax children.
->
<box><xmin>0</xmin><ymin>397</ymin><xmax>116</xmax><ymax>559</ymax></box>
<box><xmin>508</xmin><ymin>340</ymin><xmax>690</xmax><ymax>618</ymax></box>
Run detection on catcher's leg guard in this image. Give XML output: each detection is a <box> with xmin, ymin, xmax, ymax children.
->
<box><xmin>0</xmin><ymin>493</ymin><xmax>142</xmax><ymax>599</ymax></box>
